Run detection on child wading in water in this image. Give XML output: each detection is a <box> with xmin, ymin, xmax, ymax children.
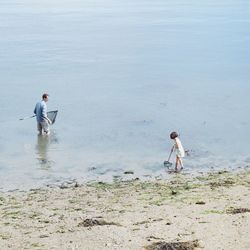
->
<box><xmin>170</xmin><ymin>131</ymin><xmax>185</xmax><ymax>171</ymax></box>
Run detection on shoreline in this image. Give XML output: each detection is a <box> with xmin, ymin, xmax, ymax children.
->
<box><xmin>1</xmin><ymin>164</ymin><xmax>248</xmax><ymax>193</ymax></box>
<box><xmin>0</xmin><ymin>168</ymin><xmax>249</xmax><ymax>249</ymax></box>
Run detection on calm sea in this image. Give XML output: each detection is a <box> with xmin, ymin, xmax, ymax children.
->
<box><xmin>0</xmin><ymin>0</ymin><xmax>250</xmax><ymax>190</ymax></box>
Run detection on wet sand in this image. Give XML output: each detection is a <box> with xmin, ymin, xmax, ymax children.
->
<box><xmin>0</xmin><ymin>168</ymin><xmax>249</xmax><ymax>250</ymax></box>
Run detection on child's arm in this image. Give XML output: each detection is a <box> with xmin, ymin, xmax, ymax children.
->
<box><xmin>174</xmin><ymin>138</ymin><xmax>181</xmax><ymax>149</ymax></box>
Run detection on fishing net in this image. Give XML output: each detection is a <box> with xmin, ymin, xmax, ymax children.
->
<box><xmin>47</xmin><ymin>110</ymin><xmax>58</xmax><ymax>124</ymax></box>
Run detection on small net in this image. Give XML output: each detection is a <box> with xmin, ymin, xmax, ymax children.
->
<box><xmin>164</xmin><ymin>160</ymin><xmax>173</xmax><ymax>168</ymax></box>
<box><xmin>47</xmin><ymin>110</ymin><xmax>58</xmax><ymax>124</ymax></box>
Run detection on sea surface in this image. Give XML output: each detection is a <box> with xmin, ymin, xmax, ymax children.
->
<box><xmin>0</xmin><ymin>0</ymin><xmax>250</xmax><ymax>190</ymax></box>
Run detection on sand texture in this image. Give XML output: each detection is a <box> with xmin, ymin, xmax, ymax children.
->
<box><xmin>0</xmin><ymin>168</ymin><xmax>249</xmax><ymax>250</ymax></box>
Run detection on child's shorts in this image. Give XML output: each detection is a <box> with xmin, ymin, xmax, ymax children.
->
<box><xmin>176</xmin><ymin>149</ymin><xmax>185</xmax><ymax>158</ymax></box>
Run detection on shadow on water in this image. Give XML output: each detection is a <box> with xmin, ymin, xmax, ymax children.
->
<box><xmin>35</xmin><ymin>132</ymin><xmax>58</xmax><ymax>169</ymax></box>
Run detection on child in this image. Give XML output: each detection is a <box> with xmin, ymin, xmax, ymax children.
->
<box><xmin>170</xmin><ymin>131</ymin><xmax>185</xmax><ymax>171</ymax></box>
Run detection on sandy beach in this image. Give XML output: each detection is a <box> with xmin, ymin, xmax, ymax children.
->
<box><xmin>0</xmin><ymin>168</ymin><xmax>249</xmax><ymax>250</ymax></box>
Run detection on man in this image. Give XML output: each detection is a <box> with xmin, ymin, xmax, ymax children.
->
<box><xmin>34</xmin><ymin>93</ymin><xmax>52</xmax><ymax>135</ymax></box>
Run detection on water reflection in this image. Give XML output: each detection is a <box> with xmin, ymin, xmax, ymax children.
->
<box><xmin>36</xmin><ymin>133</ymin><xmax>57</xmax><ymax>169</ymax></box>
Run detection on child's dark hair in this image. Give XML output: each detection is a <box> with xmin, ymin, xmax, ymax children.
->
<box><xmin>170</xmin><ymin>131</ymin><xmax>178</xmax><ymax>139</ymax></box>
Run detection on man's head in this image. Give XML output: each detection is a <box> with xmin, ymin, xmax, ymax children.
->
<box><xmin>42</xmin><ymin>93</ymin><xmax>49</xmax><ymax>102</ymax></box>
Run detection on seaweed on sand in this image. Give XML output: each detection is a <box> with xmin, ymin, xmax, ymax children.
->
<box><xmin>144</xmin><ymin>239</ymin><xmax>199</xmax><ymax>250</ymax></box>
<box><xmin>78</xmin><ymin>218</ymin><xmax>120</xmax><ymax>227</ymax></box>
<box><xmin>226</xmin><ymin>208</ymin><xmax>250</xmax><ymax>214</ymax></box>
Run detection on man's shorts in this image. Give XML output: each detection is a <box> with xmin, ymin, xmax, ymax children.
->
<box><xmin>37</xmin><ymin>121</ymin><xmax>50</xmax><ymax>134</ymax></box>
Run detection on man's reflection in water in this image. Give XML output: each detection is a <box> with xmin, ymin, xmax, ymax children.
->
<box><xmin>36</xmin><ymin>133</ymin><xmax>58</xmax><ymax>169</ymax></box>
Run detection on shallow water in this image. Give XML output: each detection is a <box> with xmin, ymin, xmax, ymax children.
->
<box><xmin>0</xmin><ymin>0</ymin><xmax>250</xmax><ymax>190</ymax></box>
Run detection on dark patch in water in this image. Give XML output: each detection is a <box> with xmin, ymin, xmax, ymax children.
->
<box><xmin>133</xmin><ymin>119</ymin><xmax>154</xmax><ymax>126</ymax></box>
<box><xmin>88</xmin><ymin>166</ymin><xmax>97</xmax><ymax>171</ymax></box>
<box><xmin>244</xmin><ymin>157</ymin><xmax>250</xmax><ymax>163</ymax></box>
<box><xmin>124</xmin><ymin>171</ymin><xmax>134</xmax><ymax>174</ymax></box>
<box><xmin>91</xmin><ymin>163</ymin><xmax>123</xmax><ymax>175</ymax></box>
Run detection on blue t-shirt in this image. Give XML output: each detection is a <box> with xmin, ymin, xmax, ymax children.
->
<box><xmin>34</xmin><ymin>101</ymin><xmax>47</xmax><ymax>123</ymax></box>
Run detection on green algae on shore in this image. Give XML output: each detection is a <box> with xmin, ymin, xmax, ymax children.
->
<box><xmin>0</xmin><ymin>169</ymin><xmax>249</xmax><ymax>250</ymax></box>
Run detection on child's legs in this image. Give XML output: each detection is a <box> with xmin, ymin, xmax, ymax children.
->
<box><xmin>175</xmin><ymin>156</ymin><xmax>183</xmax><ymax>169</ymax></box>
<box><xmin>179</xmin><ymin>157</ymin><xmax>183</xmax><ymax>168</ymax></box>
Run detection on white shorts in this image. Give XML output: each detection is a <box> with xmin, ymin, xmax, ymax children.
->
<box><xmin>176</xmin><ymin>149</ymin><xmax>185</xmax><ymax>158</ymax></box>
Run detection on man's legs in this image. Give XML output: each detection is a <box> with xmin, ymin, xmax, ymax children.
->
<box><xmin>41</xmin><ymin>121</ymin><xmax>50</xmax><ymax>135</ymax></box>
<box><xmin>37</xmin><ymin>122</ymin><xmax>42</xmax><ymax>135</ymax></box>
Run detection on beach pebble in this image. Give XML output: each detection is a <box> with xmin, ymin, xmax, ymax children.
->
<box><xmin>198</xmin><ymin>240</ymin><xmax>205</xmax><ymax>248</ymax></box>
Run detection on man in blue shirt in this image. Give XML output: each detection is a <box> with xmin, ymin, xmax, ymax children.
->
<box><xmin>34</xmin><ymin>93</ymin><xmax>52</xmax><ymax>135</ymax></box>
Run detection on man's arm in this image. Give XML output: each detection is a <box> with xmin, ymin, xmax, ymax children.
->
<box><xmin>41</xmin><ymin>103</ymin><xmax>52</xmax><ymax>124</ymax></box>
<box><xmin>34</xmin><ymin>104</ymin><xmax>37</xmax><ymax>115</ymax></box>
